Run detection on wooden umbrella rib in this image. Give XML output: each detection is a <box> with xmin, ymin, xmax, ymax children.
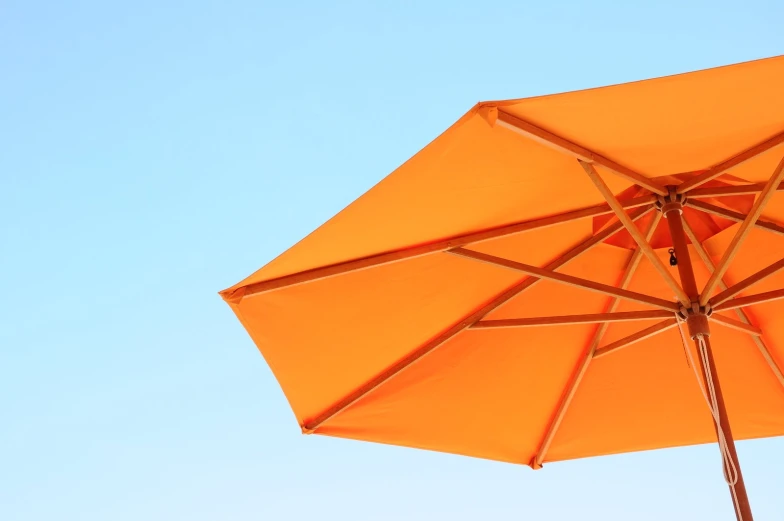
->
<box><xmin>685</xmin><ymin>199</ymin><xmax>784</xmax><ymax>236</ymax></box>
<box><xmin>225</xmin><ymin>196</ymin><xmax>656</xmax><ymax>300</ymax></box>
<box><xmin>709</xmin><ymin>257</ymin><xmax>784</xmax><ymax>307</ymax></box>
<box><xmin>531</xmin><ymin>211</ymin><xmax>660</xmax><ymax>469</ymax></box>
<box><xmin>471</xmin><ymin>310</ymin><xmax>674</xmax><ymax>329</ymax></box>
<box><xmin>495</xmin><ymin>110</ymin><xmax>667</xmax><ymax>195</ymax></box>
<box><xmin>686</xmin><ymin>182</ymin><xmax>784</xmax><ymax>199</ymax></box>
<box><xmin>448</xmin><ymin>247</ymin><xmax>679</xmax><ymax>312</ymax></box>
<box><xmin>300</xmin><ymin>209</ymin><xmax>651</xmax><ymax>433</ymax></box>
<box><xmin>592</xmin><ymin>319</ymin><xmax>678</xmax><ymax>359</ymax></box>
<box><xmin>682</xmin><ymin>216</ymin><xmax>784</xmax><ymax>394</ymax></box>
<box><xmin>713</xmin><ymin>288</ymin><xmax>784</xmax><ymax>312</ymax></box>
<box><xmin>676</xmin><ymin>129</ymin><xmax>784</xmax><ymax>194</ymax></box>
<box><xmin>700</xmin><ymin>154</ymin><xmax>784</xmax><ymax>305</ymax></box>
<box><xmin>709</xmin><ymin>314</ymin><xmax>763</xmax><ymax>336</ymax></box>
<box><xmin>300</xmin><ymin>281</ymin><xmax>530</xmax><ymax>433</ymax></box>
<box><xmin>581</xmin><ymin>160</ymin><xmax>691</xmax><ymax>306</ymax></box>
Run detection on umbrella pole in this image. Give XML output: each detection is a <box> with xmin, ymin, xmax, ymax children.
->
<box><xmin>692</xmin><ymin>335</ymin><xmax>754</xmax><ymax>521</ymax></box>
<box><xmin>662</xmin><ymin>192</ymin><xmax>754</xmax><ymax>521</ymax></box>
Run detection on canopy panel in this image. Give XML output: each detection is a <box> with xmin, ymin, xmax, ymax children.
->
<box><xmin>222</xmin><ymin>55</ymin><xmax>784</xmax><ymax>467</ymax></box>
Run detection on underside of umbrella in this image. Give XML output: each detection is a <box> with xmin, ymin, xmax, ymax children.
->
<box><xmin>221</xmin><ymin>56</ymin><xmax>784</xmax><ymax>521</ymax></box>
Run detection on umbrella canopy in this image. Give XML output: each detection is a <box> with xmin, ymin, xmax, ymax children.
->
<box><xmin>221</xmin><ymin>56</ymin><xmax>784</xmax><ymax>520</ymax></box>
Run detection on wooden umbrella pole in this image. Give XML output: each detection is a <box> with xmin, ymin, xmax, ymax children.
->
<box><xmin>662</xmin><ymin>191</ymin><xmax>754</xmax><ymax>521</ymax></box>
<box><xmin>693</xmin><ymin>335</ymin><xmax>753</xmax><ymax>521</ymax></box>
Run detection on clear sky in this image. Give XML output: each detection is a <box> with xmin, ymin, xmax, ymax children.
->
<box><xmin>2</xmin><ymin>1</ymin><xmax>783</xmax><ymax>520</ymax></box>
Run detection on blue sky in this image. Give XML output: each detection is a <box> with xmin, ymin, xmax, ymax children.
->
<box><xmin>2</xmin><ymin>1</ymin><xmax>783</xmax><ymax>520</ymax></box>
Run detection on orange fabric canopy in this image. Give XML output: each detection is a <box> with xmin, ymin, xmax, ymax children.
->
<box><xmin>220</xmin><ymin>56</ymin><xmax>784</xmax><ymax>469</ymax></box>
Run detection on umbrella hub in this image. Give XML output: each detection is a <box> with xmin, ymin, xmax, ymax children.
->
<box><xmin>678</xmin><ymin>303</ymin><xmax>712</xmax><ymax>339</ymax></box>
<box><xmin>598</xmin><ymin>179</ymin><xmax>755</xmax><ymax>251</ymax></box>
<box><xmin>656</xmin><ymin>186</ymin><xmax>686</xmax><ymax>216</ymax></box>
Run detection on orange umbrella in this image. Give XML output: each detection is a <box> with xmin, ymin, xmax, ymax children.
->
<box><xmin>220</xmin><ymin>56</ymin><xmax>784</xmax><ymax>520</ymax></box>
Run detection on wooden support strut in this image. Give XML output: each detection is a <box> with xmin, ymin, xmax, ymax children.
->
<box><xmin>676</xmin><ymin>129</ymin><xmax>784</xmax><ymax>194</ymax></box>
<box><xmin>681</xmin><ymin>216</ymin><xmax>784</xmax><ymax>395</ymax></box>
<box><xmin>709</xmin><ymin>256</ymin><xmax>784</xmax><ymax>308</ymax></box>
<box><xmin>495</xmin><ymin>109</ymin><xmax>668</xmax><ymax>195</ymax></box>
<box><xmin>224</xmin><ymin>195</ymin><xmax>655</xmax><ymax>300</ymax></box>
<box><xmin>531</xmin><ymin>211</ymin><xmax>662</xmax><ymax>468</ymax></box>
<box><xmin>300</xmin><ymin>207</ymin><xmax>654</xmax><ymax>433</ymax></box>
<box><xmin>582</xmin><ymin>161</ymin><xmax>691</xmax><ymax>306</ymax></box>
<box><xmin>686</xmin><ymin>182</ymin><xmax>784</xmax><ymax>199</ymax></box>
<box><xmin>663</xmin><ymin>195</ymin><xmax>754</xmax><ymax>521</ymax></box>
<box><xmin>593</xmin><ymin>319</ymin><xmax>678</xmax><ymax>358</ymax></box>
<box><xmin>685</xmin><ymin>199</ymin><xmax>784</xmax><ymax>237</ymax></box>
<box><xmin>713</xmin><ymin>288</ymin><xmax>784</xmax><ymax>312</ymax></box>
<box><xmin>471</xmin><ymin>310</ymin><xmax>674</xmax><ymax>329</ymax></box>
<box><xmin>448</xmin><ymin>247</ymin><xmax>678</xmax><ymax>312</ymax></box>
<box><xmin>700</xmin><ymin>155</ymin><xmax>784</xmax><ymax>306</ymax></box>
<box><xmin>709</xmin><ymin>314</ymin><xmax>763</xmax><ymax>336</ymax></box>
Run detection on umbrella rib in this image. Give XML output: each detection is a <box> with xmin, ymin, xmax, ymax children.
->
<box><xmin>300</xmin><ymin>207</ymin><xmax>654</xmax><ymax>433</ymax></box>
<box><xmin>592</xmin><ymin>319</ymin><xmax>678</xmax><ymax>358</ymax></box>
<box><xmin>471</xmin><ymin>309</ymin><xmax>674</xmax><ymax>329</ymax></box>
<box><xmin>682</xmin><ymin>216</ymin><xmax>784</xmax><ymax>393</ymax></box>
<box><xmin>530</xmin><ymin>211</ymin><xmax>660</xmax><ymax>468</ymax></box>
<box><xmin>700</xmin><ymin>154</ymin><xmax>784</xmax><ymax>305</ymax></box>
<box><xmin>713</xmin><ymin>288</ymin><xmax>784</xmax><ymax>312</ymax></box>
<box><xmin>709</xmin><ymin>314</ymin><xmax>762</xmax><ymax>336</ymax></box>
<box><xmin>676</xmin><ymin>129</ymin><xmax>784</xmax><ymax>194</ymax></box>
<box><xmin>495</xmin><ymin>109</ymin><xmax>667</xmax><ymax>196</ymax></box>
<box><xmin>685</xmin><ymin>199</ymin><xmax>784</xmax><ymax>237</ymax></box>
<box><xmin>221</xmin><ymin>195</ymin><xmax>656</xmax><ymax>301</ymax></box>
<box><xmin>448</xmin><ymin>247</ymin><xmax>678</xmax><ymax>312</ymax></box>
<box><xmin>687</xmin><ymin>182</ymin><xmax>784</xmax><ymax>199</ymax></box>
<box><xmin>709</xmin><ymin>256</ymin><xmax>784</xmax><ymax>308</ymax></box>
<box><xmin>581</xmin><ymin>160</ymin><xmax>691</xmax><ymax>306</ymax></box>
